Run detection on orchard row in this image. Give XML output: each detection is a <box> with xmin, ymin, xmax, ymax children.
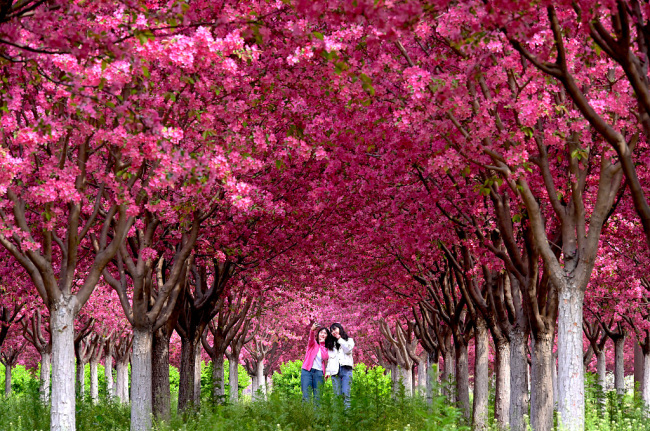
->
<box><xmin>1</xmin><ymin>1</ymin><xmax>650</xmax><ymax>431</ymax></box>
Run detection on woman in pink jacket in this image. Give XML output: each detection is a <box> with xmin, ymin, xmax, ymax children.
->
<box><xmin>301</xmin><ymin>322</ymin><xmax>330</xmax><ymax>403</ymax></box>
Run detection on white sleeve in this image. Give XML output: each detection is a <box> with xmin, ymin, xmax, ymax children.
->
<box><xmin>337</xmin><ymin>337</ymin><xmax>355</xmax><ymax>354</ymax></box>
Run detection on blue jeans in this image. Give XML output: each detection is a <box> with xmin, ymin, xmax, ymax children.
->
<box><xmin>332</xmin><ymin>366</ymin><xmax>353</xmax><ymax>407</ymax></box>
<box><xmin>301</xmin><ymin>368</ymin><xmax>324</xmax><ymax>403</ymax></box>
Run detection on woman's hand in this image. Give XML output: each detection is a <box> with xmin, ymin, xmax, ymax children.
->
<box><xmin>311</xmin><ymin>322</ymin><xmax>319</xmax><ymax>331</ymax></box>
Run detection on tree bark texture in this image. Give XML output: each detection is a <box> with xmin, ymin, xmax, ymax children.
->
<box><xmin>455</xmin><ymin>341</ymin><xmax>470</xmax><ymax>421</ymax></box>
<box><xmin>152</xmin><ymin>329</ymin><xmax>171</xmax><ymax>421</ymax></box>
<box><xmin>557</xmin><ymin>288</ymin><xmax>585</xmax><ymax>431</ymax></box>
<box><xmin>494</xmin><ymin>342</ymin><xmax>511</xmax><ymax>430</ymax></box>
<box><xmin>40</xmin><ymin>352</ymin><xmax>51</xmax><ymax>403</ymax></box>
<box><xmin>398</xmin><ymin>366</ymin><xmax>412</xmax><ymax>397</ymax></box>
<box><xmin>229</xmin><ymin>358</ymin><xmax>239</xmax><ymax>403</ymax></box>
<box><xmin>212</xmin><ymin>356</ymin><xmax>226</xmax><ymax>402</ymax></box>
<box><xmin>131</xmin><ymin>328</ymin><xmax>153</xmax><ymax>431</ymax></box>
<box><xmin>50</xmin><ymin>303</ymin><xmax>76</xmax><ymax>431</ymax></box>
<box><xmin>615</xmin><ymin>336</ymin><xmax>626</xmax><ymax>395</ymax></box>
<box><xmin>104</xmin><ymin>355</ymin><xmax>114</xmax><ymax>399</ymax></box>
<box><xmin>643</xmin><ymin>351</ymin><xmax>650</xmax><ymax>409</ymax></box>
<box><xmin>255</xmin><ymin>360</ymin><xmax>266</xmax><ymax>400</ymax></box>
<box><xmin>442</xmin><ymin>346</ymin><xmax>455</xmax><ymax>402</ymax></box>
<box><xmin>472</xmin><ymin>322</ymin><xmax>489</xmax><ymax>431</ymax></box>
<box><xmin>4</xmin><ymin>363</ymin><xmax>11</xmax><ymax>396</ymax></box>
<box><xmin>510</xmin><ymin>328</ymin><xmax>529</xmax><ymax>431</ymax></box>
<box><xmin>116</xmin><ymin>361</ymin><xmax>129</xmax><ymax>404</ymax></box>
<box><xmin>90</xmin><ymin>360</ymin><xmax>99</xmax><ymax>403</ymax></box>
<box><xmin>635</xmin><ymin>343</ymin><xmax>644</xmax><ymax>396</ymax></box>
<box><xmin>531</xmin><ymin>333</ymin><xmax>554</xmax><ymax>431</ymax></box>
<box><xmin>596</xmin><ymin>350</ymin><xmax>606</xmax><ymax>395</ymax></box>
<box><xmin>76</xmin><ymin>361</ymin><xmax>85</xmax><ymax>398</ymax></box>
<box><xmin>178</xmin><ymin>337</ymin><xmax>199</xmax><ymax>411</ymax></box>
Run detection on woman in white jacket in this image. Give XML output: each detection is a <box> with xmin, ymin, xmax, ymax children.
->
<box><xmin>325</xmin><ymin>322</ymin><xmax>354</xmax><ymax>407</ymax></box>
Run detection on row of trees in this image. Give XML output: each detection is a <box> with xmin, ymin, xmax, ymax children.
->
<box><xmin>2</xmin><ymin>1</ymin><xmax>650</xmax><ymax>431</ymax></box>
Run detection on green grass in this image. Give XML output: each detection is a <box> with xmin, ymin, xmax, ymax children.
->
<box><xmin>1</xmin><ymin>365</ymin><xmax>649</xmax><ymax>431</ymax></box>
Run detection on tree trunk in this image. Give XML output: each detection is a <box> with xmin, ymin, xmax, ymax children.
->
<box><xmin>398</xmin><ymin>365</ymin><xmax>412</xmax><ymax>396</ymax></box>
<box><xmin>557</xmin><ymin>287</ymin><xmax>585</xmax><ymax>431</ymax></box>
<box><xmin>76</xmin><ymin>361</ymin><xmax>85</xmax><ymax>398</ymax></box>
<box><xmin>116</xmin><ymin>361</ymin><xmax>129</xmax><ymax>404</ymax></box>
<box><xmin>40</xmin><ymin>352</ymin><xmax>51</xmax><ymax>404</ymax></box>
<box><xmin>131</xmin><ymin>328</ymin><xmax>153</xmax><ymax>431</ymax></box>
<box><xmin>4</xmin><ymin>363</ymin><xmax>11</xmax><ymax>396</ymax></box>
<box><xmin>472</xmin><ymin>322</ymin><xmax>489</xmax><ymax>431</ymax></box>
<box><xmin>494</xmin><ymin>341</ymin><xmax>511</xmax><ymax>430</ymax></box>
<box><xmin>229</xmin><ymin>357</ymin><xmax>239</xmax><ymax>403</ymax></box>
<box><xmin>595</xmin><ymin>349</ymin><xmax>606</xmax><ymax>407</ymax></box>
<box><xmin>212</xmin><ymin>356</ymin><xmax>226</xmax><ymax>403</ymax></box>
<box><xmin>455</xmin><ymin>341</ymin><xmax>470</xmax><ymax>421</ymax></box>
<box><xmin>50</xmin><ymin>302</ymin><xmax>76</xmax><ymax>431</ymax></box>
<box><xmin>104</xmin><ymin>355</ymin><xmax>114</xmax><ymax>399</ymax></box>
<box><xmin>411</xmin><ymin>363</ymin><xmax>418</xmax><ymax>395</ymax></box>
<box><xmin>416</xmin><ymin>360</ymin><xmax>427</xmax><ymax>397</ymax></box>
<box><xmin>635</xmin><ymin>344</ymin><xmax>644</xmax><ymax>397</ymax></box>
<box><xmin>552</xmin><ymin>350</ymin><xmax>558</xmax><ymax>407</ymax></box>
<box><xmin>427</xmin><ymin>358</ymin><xmax>439</xmax><ymax>404</ymax></box>
<box><xmin>178</xmin><ymin>337</ymin><xmax>198</xmax><ymax>411</ymax></box>
<box><xmin>442</xmin><ymin>347</ymin><xmax>455</xmax><ymax>402</ymax></box>
<box><xmin>642</xmin><ymin>350</ymin><xmax>650</xmax><ymax>409</ymax></box>
<box><xmin>193</xmin><ymin>342</ymin><xmax>201</xmax><ymax>405</ymax></box>
<box><xmin>531</xmin><ymin>333</ymin><xmax>554</xmax><ymax>431</ymax></box>
<box><xmin>152</xmin><ymin>329</ymin><xmax>171</xmax><ymax>421</ymax></box>
<box><xmin>90</xmin><ymin>360</ymin><xmax>99</xmax><ymax>404</ymax></box>
<box><xmin>510</xmin><ymin>328</ymin><xmax>529</xmax><ymax>431</ymax></box>
<box><xmin>615</xmin><ymin>336</ymin><xmax>626</xmax><ymax>395</ymax></box>
<box><xmin>251</xmin><ymin>375</ymin><xmax>259</xmax><ymax>398</ymax></box>
<box><xmin>256</xmin><ymin>359</ymin><xmax>266</xmax><ymax>399</ymax></box>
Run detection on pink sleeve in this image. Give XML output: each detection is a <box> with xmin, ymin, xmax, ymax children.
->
<box><xmin>307</xmin><ymin>329</ymin><xmax>316</xmax><ymax>349</ymax></box>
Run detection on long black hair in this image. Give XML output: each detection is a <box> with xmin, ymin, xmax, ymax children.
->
<box><xmin>315</xmin><ymin>327</ymin><xmax>330</xmax><ymax>344</ymax></box>
<box><xmin>326</xmin><ymin>322</ymin><xmax>349</xmax><ymax>350</ymax></box>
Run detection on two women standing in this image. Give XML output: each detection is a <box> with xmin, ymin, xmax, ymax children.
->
<box><xmin>300</xmin><ymin>321</ymin><xmax>355</xmax><ymax>406</ymax></box>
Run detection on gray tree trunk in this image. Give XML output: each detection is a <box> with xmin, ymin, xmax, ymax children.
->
<box><xmin>615</xmin><ymin>336</ymin><xmax>626</xmax><ymax>395</ymax></box>
<box><xmin>89</xmin><ymin>360</ymin><xmax>99</xmax><ymax>404</ymax></box>
<box><xmin>552</xmin><ymin>350</ymin><xmax>558</xmax><ymax>407</ymax></box>
<box><xmin>256</xmin><ymin>360</ymin><xmax>266</xmax><ymax>399</ymax></box>
<box><xmin>76</xmin><ymin>361</ymin><xmax>85</xmax><ymax>398</ymax></box>
<box><xmin>193</xmin><ymin>343</ymin><xmax>201</xmax><ymax>405</ymax></box>
<box><xmin>152</xmin><ymin>329</ymin><xmax>171</xmax><ymax>421</ymax></box>
<box><xmin>426</xmin><ymin>356</ymin><xmax>439</xmax><ymax>405</ymax></box>
<box><xmin>104</xmin><ymin>355</ymin><xmax>114</xmax><ymax>399</ymax></box>
<box><xmin>472</xmin><ymin>322</ymin><xmax>489</xmax><ymax>431</ymax></box>
<box><xmin>212</xmin><ymin>356</ymin><xmax>226</xmax><ymax>403</ymax></box>
<box><xmin>116</xmin><ymin>361</ymin><xmax>129</xmax><ymax>404</ymax></box>
<box><xmin>642</xmin><ymin>350</ymin><xmax>650</xmax><ymax>409</ymax></box>
<box><xmin>398</xmin><ymin>366</ymin><xmax>412</xmax><ymax>396</ymax></box>
<box><xmin>531</xmin><ymin>333</ymin><xmax>554</xmax><ymax>431</ymax></box>
<box><xmin>50</xmin><ymin>302</ymin><xmax>76</xmax><ymax>431</ymax></box>
<box><xmin>557</xmin><ymin>287</ymin><xmax>585</xmax><ymax>431</ymax></box>
<box><xmin>4</xmin><ymin>363</ymin><xmax>11</xmax><ymax>396</ymax></box>
<box><xmin>455</xmin><ymin>342</ymin><xmax>470</xmax><ymax>421</ymax></box>
<box><xmin>442</xmin><ymin>347</ymin><xmax>455</xmax><ymax>402</ymax></box>
<box><xmin>416</xmin><ymin>360</ymin><xmax>427</xmax><ymax>397</ymax></box>
<box><xmin>229</xmin><ymin>357</ymin><xmax>239</xmax><ymax>402</ymax></box>
<box><xmin>596</xmin><ymin>350</ymin><xmax>606</xmax><ymax>406</ymax></box>
<box><xmin>178</xmin><ymin>337</ymin><xmax>198</xmax><ymax>411</ymax></box>
<box><xmin>251</xmin><ymin>375</ymin><xmax>259</xmax><ymax>397</ymax></box>
<box><xmin>40</xmin><ymin>352</ymin><xmax>51</xmax><ymax>404</ymax></box>
<box><xmin>494</xmin><ymin>341</ymin><xmax>511</xmax><ymax>430</ymax></box>
<box><xmin>131</xmin><ymin>328</ymin><xmax>153</xmax><ymax>431</ymax></box>
<box><xmin>635</xmin><ymin>344</ymin><xmax>644</xmax><ymax>396</ymax></box>
<box><xmin>510</xmin><ymin>328</ymin><xmax>529</xmax><ymax>431</ymax></box>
